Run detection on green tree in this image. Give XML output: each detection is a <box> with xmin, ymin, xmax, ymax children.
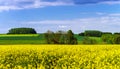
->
<box><xmin>44</xmin><ymin>30</ymin><xmax>64</xmax><ymax>44</ymax></box>
<box><xmin>101</xmin><ymin>34</ymin><xmax>113</xmax><ymax>44</ymax></box>
<box><xmin>44</xmin><ymin>30</ymin><xmax>77</xmax><ymax>44</ymax></box>
<box><xmin>114</xmin><ymin>32</ymin><xmax>120</xmax><ymax>35</ymax></box>
<box><xmin>7</xmin><ymin>27</ymin><xmax>37</xmax><ymax>34</ymax></box>
<box><xmin>102</xmin><ymin>32</ymin><xmax>112</xmax><ymax>35</ymax></box>
<box><xmin>112</xmin><ymin>35</ymin><xmax>120</xmax><ymax>44</ymax></box>
<box><xmin>67</xmin><ymin>30</ymin><xmax>78</xmax><ymax>44</ymax></box>
<box><xmin>59</xmin><ymin>34</ymin><xmax>68</xmax><ymax>44</ymax></box>
<box><xmin>44</xmin><ymin>30</ymin><xmax>54</xmax><ymax>44</ymax></box>
<box><xmin>84</xmin><ymin>30</ymin><xmax>102</xmax><ymax>37</ymax></box>
<box><xmin>82</xmin><ymin>37</ymin><xmax>97</xmax><ymax>44</ymax></box>
<box><xmin>79</xmin><ymin>32</ymin><xmax>84</xmax><ymax>36</ymax></box>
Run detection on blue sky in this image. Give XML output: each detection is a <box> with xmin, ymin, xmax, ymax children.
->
<box><xmin>0</xmin><ymin>0</ymin><xmax>120</xmax><ymax>33</ymax></box>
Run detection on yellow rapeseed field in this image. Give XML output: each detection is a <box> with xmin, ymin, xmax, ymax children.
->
<box><xmin>0</xmin><ymin>45</ymin><xmax>120</xmax><ymax>69</ymax></box>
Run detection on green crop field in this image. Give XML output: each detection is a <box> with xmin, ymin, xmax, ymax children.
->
<box><xmin>0</xmin><ymin>34</ymin><xmax>46</xmax><ymax>44</ymax></box>
<box><xmin>74</xmin><ymin>34</ymin><xmax>84</xmax><ymax>44</ymax></box>
<box><xmin>0</xmin><ymin>34</ymin><xmax>109</xmax><ymax>45</ymax></box>
<box><xmin>0</xmin><ymin>34</ymin><xmax>86</xmax><ymax>44</ymax></box>
<box><xmin>0</xmin><ymin>34</ymin><xmax>38</xmax><ymax>37</ymax></box>
<box><xmin>0</xmin><ymin>45</ymin><xmax>120</xmax><ymax>69</ymax></box>
<box><xmin>89</xmin><ymin>37</ymin><xmax>103</xmax><ymax>44</ymax></box>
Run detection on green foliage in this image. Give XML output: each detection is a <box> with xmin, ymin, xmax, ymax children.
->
<box><xmin>44</xmin><ymin>30</ymin><xmax>67</xmax><ymax>44</ymax></box>
<box><xmin>0</xmin><ymin>34</ymin><xmax>46</xmax><ymax>44</ymax></box>
<box><xmin>7</xmin><ymin>27</ymin><xmax>37</xmax><ymax>34</ymax></box>
<box><xmin>102</xmin><ymin>32</ymin><xmax>112</xmax><ymax>35</ymax></box>
<box><xmin>112</xmin><ymin>35</ymin><xmax>120</xmax><ymax>44</ymax></box>
<box><xmin>44</xmin><ymin>30</ymin><xmax>55</xmax><ymax>44</ymax></box>
<box><xmin>114</xmin><ymin>32</ymin><xmax>120</xmax><ymax>35</ymax></box>
<box><xmin>84</xmin><ymin>30</ymin><xmax>102</xmax><ymax>37</ymax></box>
<box><xmin>79</xmin><ymin>32</ymin><xmax>84</xmax><ymax>36</ymax></box>
<box><xmin>89</xmin><ymin>37</ymin><xmax>103</xmax><ymax>44</ymax></box>
<box><xmin>44</xmin><ymin>30</ymin><xmax>78</xmax><ymax>44</ymax></box>
<box><xmin>101</xmin><ymin>34</ymin><xmax>113</xmax><ymax>44</ymax></box>
<box><xmin>82</xmin><ymin>37</ymin><xmax>97</xmax><ymax>44</ymax></box>
<box><xmin>59</xmin><ymin>34</ymin><xmax>68</xmax><ymax>44</ymax></box>
<box><xmin>67</xmin><ymin>30</ymin><xmax>78</xmax><ymax>44</ymax></box>
<box><xmin>101</xmin><ymin>34</ymin><xmax>120</xmax><ymax>44</ymax></box>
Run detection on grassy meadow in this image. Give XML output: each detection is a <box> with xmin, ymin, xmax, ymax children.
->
<box><xmin>0</xmin><ymin>34</ymin><xmax>103</xmax><ymax>45</ymax></box>
<box><xmin>0</xmin><ymin>45</ymin><xmax>120</xmax><ymax>69</ymax></box>
<box><xmin>0</xmin><ymin>34</ymin><xmax>46</xmax><ymax>44</ymax></box>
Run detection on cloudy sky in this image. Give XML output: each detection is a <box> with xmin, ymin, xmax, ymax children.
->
<box><xmin>0</xmin><ymin>0</ymin><xmax>120</xmax><ymax>33</ymax></box>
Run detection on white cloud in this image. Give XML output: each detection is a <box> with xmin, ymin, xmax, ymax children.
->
<box><xmin>22</xmin><ymin>20</ymin><xmax>73</xmax><ymax>24</ymax></box>
<box><xmin>0</xmin><ymin>0</ymin><xmax>73</xmax><ymax>11</ymax></box>
<box><xmin>100</xmin><ymin>1</ymin><xmax>120</xmax><ymax>5</ymax></box>
<box><xmin>1</xmin><ymin>0</ymin><xmax>120</xmax><ymax>12</ymax></box>
<box><xmin>108</xmin><ymin>13</ymin><xmax>120</xmax><ymax>16</ymax></box>
<box><xmin>58</xmin><ymin>25</ymin><xmax>67</xmax><ymax>28</ymax></box>
<box><xmin>0</xmin><ymin>6</ymin><xmax>22</xmax><ymax>12</ymax></box>
<box><xmin>21</xmin><ymin>13</ymin><xmax>120</xmax><ymax>33</ymax></box>
<box><xmin>95</xmin><ymin>12</ymin><xmax>106</xmax><ymax>15</ymax></box>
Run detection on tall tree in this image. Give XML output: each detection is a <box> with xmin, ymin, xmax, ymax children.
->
<box><xmin>67</xmin><ymin>30</ymin><xmax>78</xmax><ymax>44</ymax></box>
<box><xmin>44</xmin><ymin>30</ymin><xmax>54</xmax><ymax>44</ymax></box>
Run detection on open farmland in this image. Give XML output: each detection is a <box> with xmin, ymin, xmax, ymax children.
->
<box><xmin>0</xmin><ymin>45</ymin><xmax>120</xmax><ymax>69</ymax></box>
<box><xmin>0</xmin><ymin>34</ymin><xmax>85</xmax><ymax>44</ymax></box>
<box><xmin>0</xmin><ymin>34</ymin><xmax>46</xmax><ymax>44</ymax></box>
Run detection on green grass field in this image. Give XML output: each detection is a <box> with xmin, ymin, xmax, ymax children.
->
<box><xmin>0</xmin><ymin>34</ymin><xmax>105</xmax><ymax>44</ymax></box>
<box><xmin>74</xmin><ymin>34</ymin><xmax>84</xmax><ymax>44</ymax></box>
<box><xmin>0</xmin><ymin>34</ymin><xmax>46</xmax><ymax>44</ymax></box>
<box><xmin>0</xmin><ymin>45</ymin><xmax>120</xmax><ymax>69</ymax></box>
<box><xmin>89</xmin><ymin>37</ymin><xmax>104</xmax><ymax>44</ymax></box>
<box><xmin>0</xmin><ymin>34</ymin><xmax>85</xmax><ymax>44</ymax></box>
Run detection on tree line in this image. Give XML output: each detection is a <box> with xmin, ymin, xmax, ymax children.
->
<box><xmin>79</xmin><ymin>30</ymin><xmax>120</xmax><ymax>37</ymax></box>
<box><xmin>7</xmin><ymin>28</ymin><xmax>37</xmax><ymax>34</ymax></box>
<box><xmin>7</xmin><ymin>27</ymin><xmax>120</xmax><ymax>44</ymax></box>
<box><xmin>79</xmin><ymin>30</ymin><xmax>120</xmax><ymax>44</ymax></box>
